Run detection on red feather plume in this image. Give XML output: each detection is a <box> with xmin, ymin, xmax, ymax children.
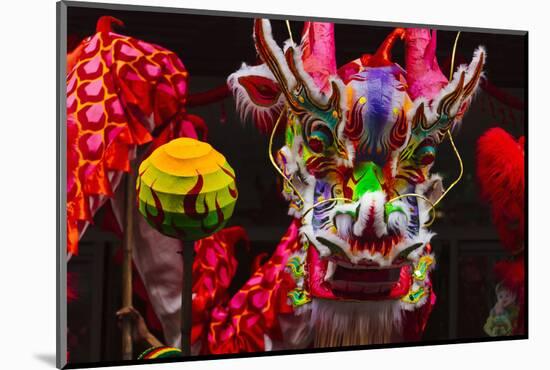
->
<box><xmin>476</xmin><ymin>127</ymin><xmax>525</xmax><ymax>253</ymax></box>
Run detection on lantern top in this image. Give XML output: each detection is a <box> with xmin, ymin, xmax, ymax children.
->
<box><xmin>147</xmin><ymin>138</ymin><xmax>227</xmax><ymax>177</ymax></box>
<box><xmin>164</xmin><ymin>137</ymin><xmax>213</xmax><ymax>160</ymax></box>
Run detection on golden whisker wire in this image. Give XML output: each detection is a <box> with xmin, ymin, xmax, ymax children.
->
<box><xmin>301</xmin><ymin>197</ymin><xmax>354</xmax><ymax>220</ymax></box>
<box><xmin>429</xmin><ymin>31</ymin><xmax>464</xmax><ymax>209</ymax></box>
<box><xmin>388</xmin><ymin>193</ymin><xmax>437</xmax><ymax>227</ymax></box>
<box><xmin>449</xmin><ymin>31</ymin><xmax>462</xmax><ymax>80</ymax></box>
<box><xmin>268</xmin><ymin>107</ymin><xmax>306</xmax><ymax>206</ymax></box>
<box><xmin>265</xmin><ymin>21</ymin><xmax>307</xmax><ymax>208</ymax></box>
<box><xmin>285</xmin><ymin>20</ymin><xmax>294</xmax><ymax>44</ymax></box>
<box><xmin>431</xmin><ymin>130</ymin><xmax>464</xmax><ymax>208</ymax></box>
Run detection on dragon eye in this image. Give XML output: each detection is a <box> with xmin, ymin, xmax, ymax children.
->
<box><xmin>308</xmin><ymin>123</ymin><xmax>334</xmax><ymax>153</ymax></box>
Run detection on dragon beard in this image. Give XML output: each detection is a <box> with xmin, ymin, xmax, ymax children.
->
<box><xmin>311</xmin><ymin>299</ymin><xmax>403</xmax><ymax>347</ymax></box>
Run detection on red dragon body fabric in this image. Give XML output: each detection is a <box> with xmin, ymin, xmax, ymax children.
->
<box><xmin>66</xmin><ymin>16</ymin><xmax>204</xmax><ymax>256</ymax></box>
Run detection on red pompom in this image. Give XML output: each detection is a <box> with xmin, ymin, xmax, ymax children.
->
<box><xmin>476</xmin><ymin>127</ymin><xmax>524</xmax><ymax>253</ymax></box>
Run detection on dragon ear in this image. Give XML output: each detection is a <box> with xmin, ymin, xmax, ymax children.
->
<box><xmin>405</xmin><ymin>28</ymin><xmax>485</xmax><ymax>119</ymax></box>
<box><xmin>405</xmin><ymin>47</ymin><xmax>485</xmax><ymax>148</ymax></box>
<box><xmin>227</xmin><ymin>63</ymin><xmax>285</xmax><ymax>133</ymax></box>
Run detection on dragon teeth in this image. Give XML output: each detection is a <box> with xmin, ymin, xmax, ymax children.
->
<box><xmin>324</xmin><ymin>261</ymin><xmax>337</xmax><ymax>281</ymax></box>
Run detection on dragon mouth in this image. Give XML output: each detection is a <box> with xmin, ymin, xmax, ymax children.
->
<box><xmin>307</xmin><ymin>238</ymin><xmax>425</xmax><ymax>301</ymax></box>
<box><xmin>323</xmin><ymin>259</ymin><xmax>412</xmax><ymax>300</ymax></box>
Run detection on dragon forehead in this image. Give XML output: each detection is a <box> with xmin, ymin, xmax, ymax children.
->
<box><xmin>229</xmin><ymin>18</ymin><xmax>485</xmax><ymax>199</ymax></box>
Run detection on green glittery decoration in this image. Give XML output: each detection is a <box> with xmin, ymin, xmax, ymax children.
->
<box><xmin>351</xmin><ymin>162</ymin><xmax>383</xmax><ymax>199</ymax></box>
<box><xmin>288</xmin><ymin>288</ymin><xmax>311</xmax><ymax>307</ymax></box>
<box><xmin>413</xmin><ymin>256</ymin><xmax>433</xmax><ymax>281</ymax></box>
<box><xmin>293</xmin><ymin>88</ymin><xmax>339</xmax><ymax>131</ymax></box>
<box><xmin>384</xmin><ymin>202</ymin><xmax>406</xmax><ymax>223</ymax></box>
<box><xmin>286</xmin><ymin>256</ymin><xmax>305</xmax><ymax>278</ymax></box>
<box><xmin>402</xmin><ymin>286</ymin><xmax>427</xmax><ymax>304</ymax></box>
<box><xmin>402</xmin><ymin>112</ymin><xmax>452</xmax><ymax>161</ymax></box>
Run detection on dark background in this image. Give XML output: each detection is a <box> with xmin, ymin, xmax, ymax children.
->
<box><xmin>66</xmin><ymin>4</ymin><xmax>527</xmax><ymax>364</ymax></box>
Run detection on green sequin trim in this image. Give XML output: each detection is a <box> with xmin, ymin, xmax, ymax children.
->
<box><xmin>402</xmin><ymin>286</ymin><xmax>427</xmax><ymax>304</ymax></box>
<box><xmin>413</xmin><ymin>255</ymin><xmax>434</xmax><ymax>281</ymax></box>
<box><xmin>384</xmin><ymin>202</ymin><xmax>405</xmax><ymax>223</ymax></box>
<box><xmin>288</xmin><ymin>288</ymin><xmax>311</xmax><ymax>307</ymax></box>
<box><xmin>286</xmin><ymin>256</ymin><xmax>305</xmax><ymax>278</ymax></box>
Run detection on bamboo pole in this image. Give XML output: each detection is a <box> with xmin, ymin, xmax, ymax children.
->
<box><xmin>121</xmin><ymin>167</ymin><xmax>136</xmax><ymax>360</ymax></box>
<box><xmin>180</xmin><ymin>242</ymin><xmax>194</xmax><ymax>356</ymax></box>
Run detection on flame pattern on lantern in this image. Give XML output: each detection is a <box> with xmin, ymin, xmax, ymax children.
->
<box><xmin>137</xmin><ymin>138</ymin><xmax>238</xmax><ymax>241</ymax></box>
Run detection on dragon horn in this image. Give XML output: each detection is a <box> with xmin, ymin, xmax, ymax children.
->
<box><xmin>363</xmin><ymin>27</ymin><xmax>405</xmax><ymax>67</ymax></box>
<box><xmin>300</xmin><ymin>22</ymin><xmax>337</xmax><ymax>93</ymax></box>
<box><xmin>405</xmin><ymin>28</ymin><xmax>448</xmax><ymax>101</ymax></box>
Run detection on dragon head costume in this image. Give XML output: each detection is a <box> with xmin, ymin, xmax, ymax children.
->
<box><xmin>227</xmin><ymin>19</ymin><xmax>485</xmax><ymax>346</ymax></box>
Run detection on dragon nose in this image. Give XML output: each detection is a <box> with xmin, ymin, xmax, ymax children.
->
<box><xmin>352</xmin><ymin>192</ymin><xmax>387</xmax><ymax>238</ymax></box>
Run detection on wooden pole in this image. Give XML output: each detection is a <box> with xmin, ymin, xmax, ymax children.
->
<box><xmin>180</xmin><ymin>242</ymin><xmax>194</xmax><ymax>356</ymax></box>
<box><xmin>121</xmin><ymin>167</ymin><xmax>136</xmax><ymax>360</ymax></box>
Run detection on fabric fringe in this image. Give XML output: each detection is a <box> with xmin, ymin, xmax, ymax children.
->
<box><xmin>311</xmin><ymin>299</ymin><xmax>402</xmax><ymax>347</ymax></box>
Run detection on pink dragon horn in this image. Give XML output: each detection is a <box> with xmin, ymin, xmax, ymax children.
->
<box><xmin>300</xmin><ymin>22</ymin><xmax>337</xmax><ymax>94</ymax></box>
<box><xmin>405</xmin><ymin>28</ymin><xmax>448</xmax><ymax>101</ymax></box>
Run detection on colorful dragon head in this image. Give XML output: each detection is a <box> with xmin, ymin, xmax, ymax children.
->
<box><xmin>229</xmin><ymin>19</ymin><xmax>485</xmax><ymax>340</ymax></box>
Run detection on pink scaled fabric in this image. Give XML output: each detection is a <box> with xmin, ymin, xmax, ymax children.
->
<box><xmin>201</xmin><ymin>220</ymin><xmax>302</xmax><ymax>354</ymax></box>
<box><xmin>66</xmin><ymin>16</ymin><xmax>198</xmax><ymax>255</ymax></box>
<box><xmin>191</xmin><ymin>227</ymin><xmax>249</xmax><ymax>347</ymax></box>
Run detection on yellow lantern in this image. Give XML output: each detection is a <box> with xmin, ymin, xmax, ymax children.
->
<box><xmin>137</xmin><ymin>137</ymin><xmax>238</xmax><ymax>241</ymax></box>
